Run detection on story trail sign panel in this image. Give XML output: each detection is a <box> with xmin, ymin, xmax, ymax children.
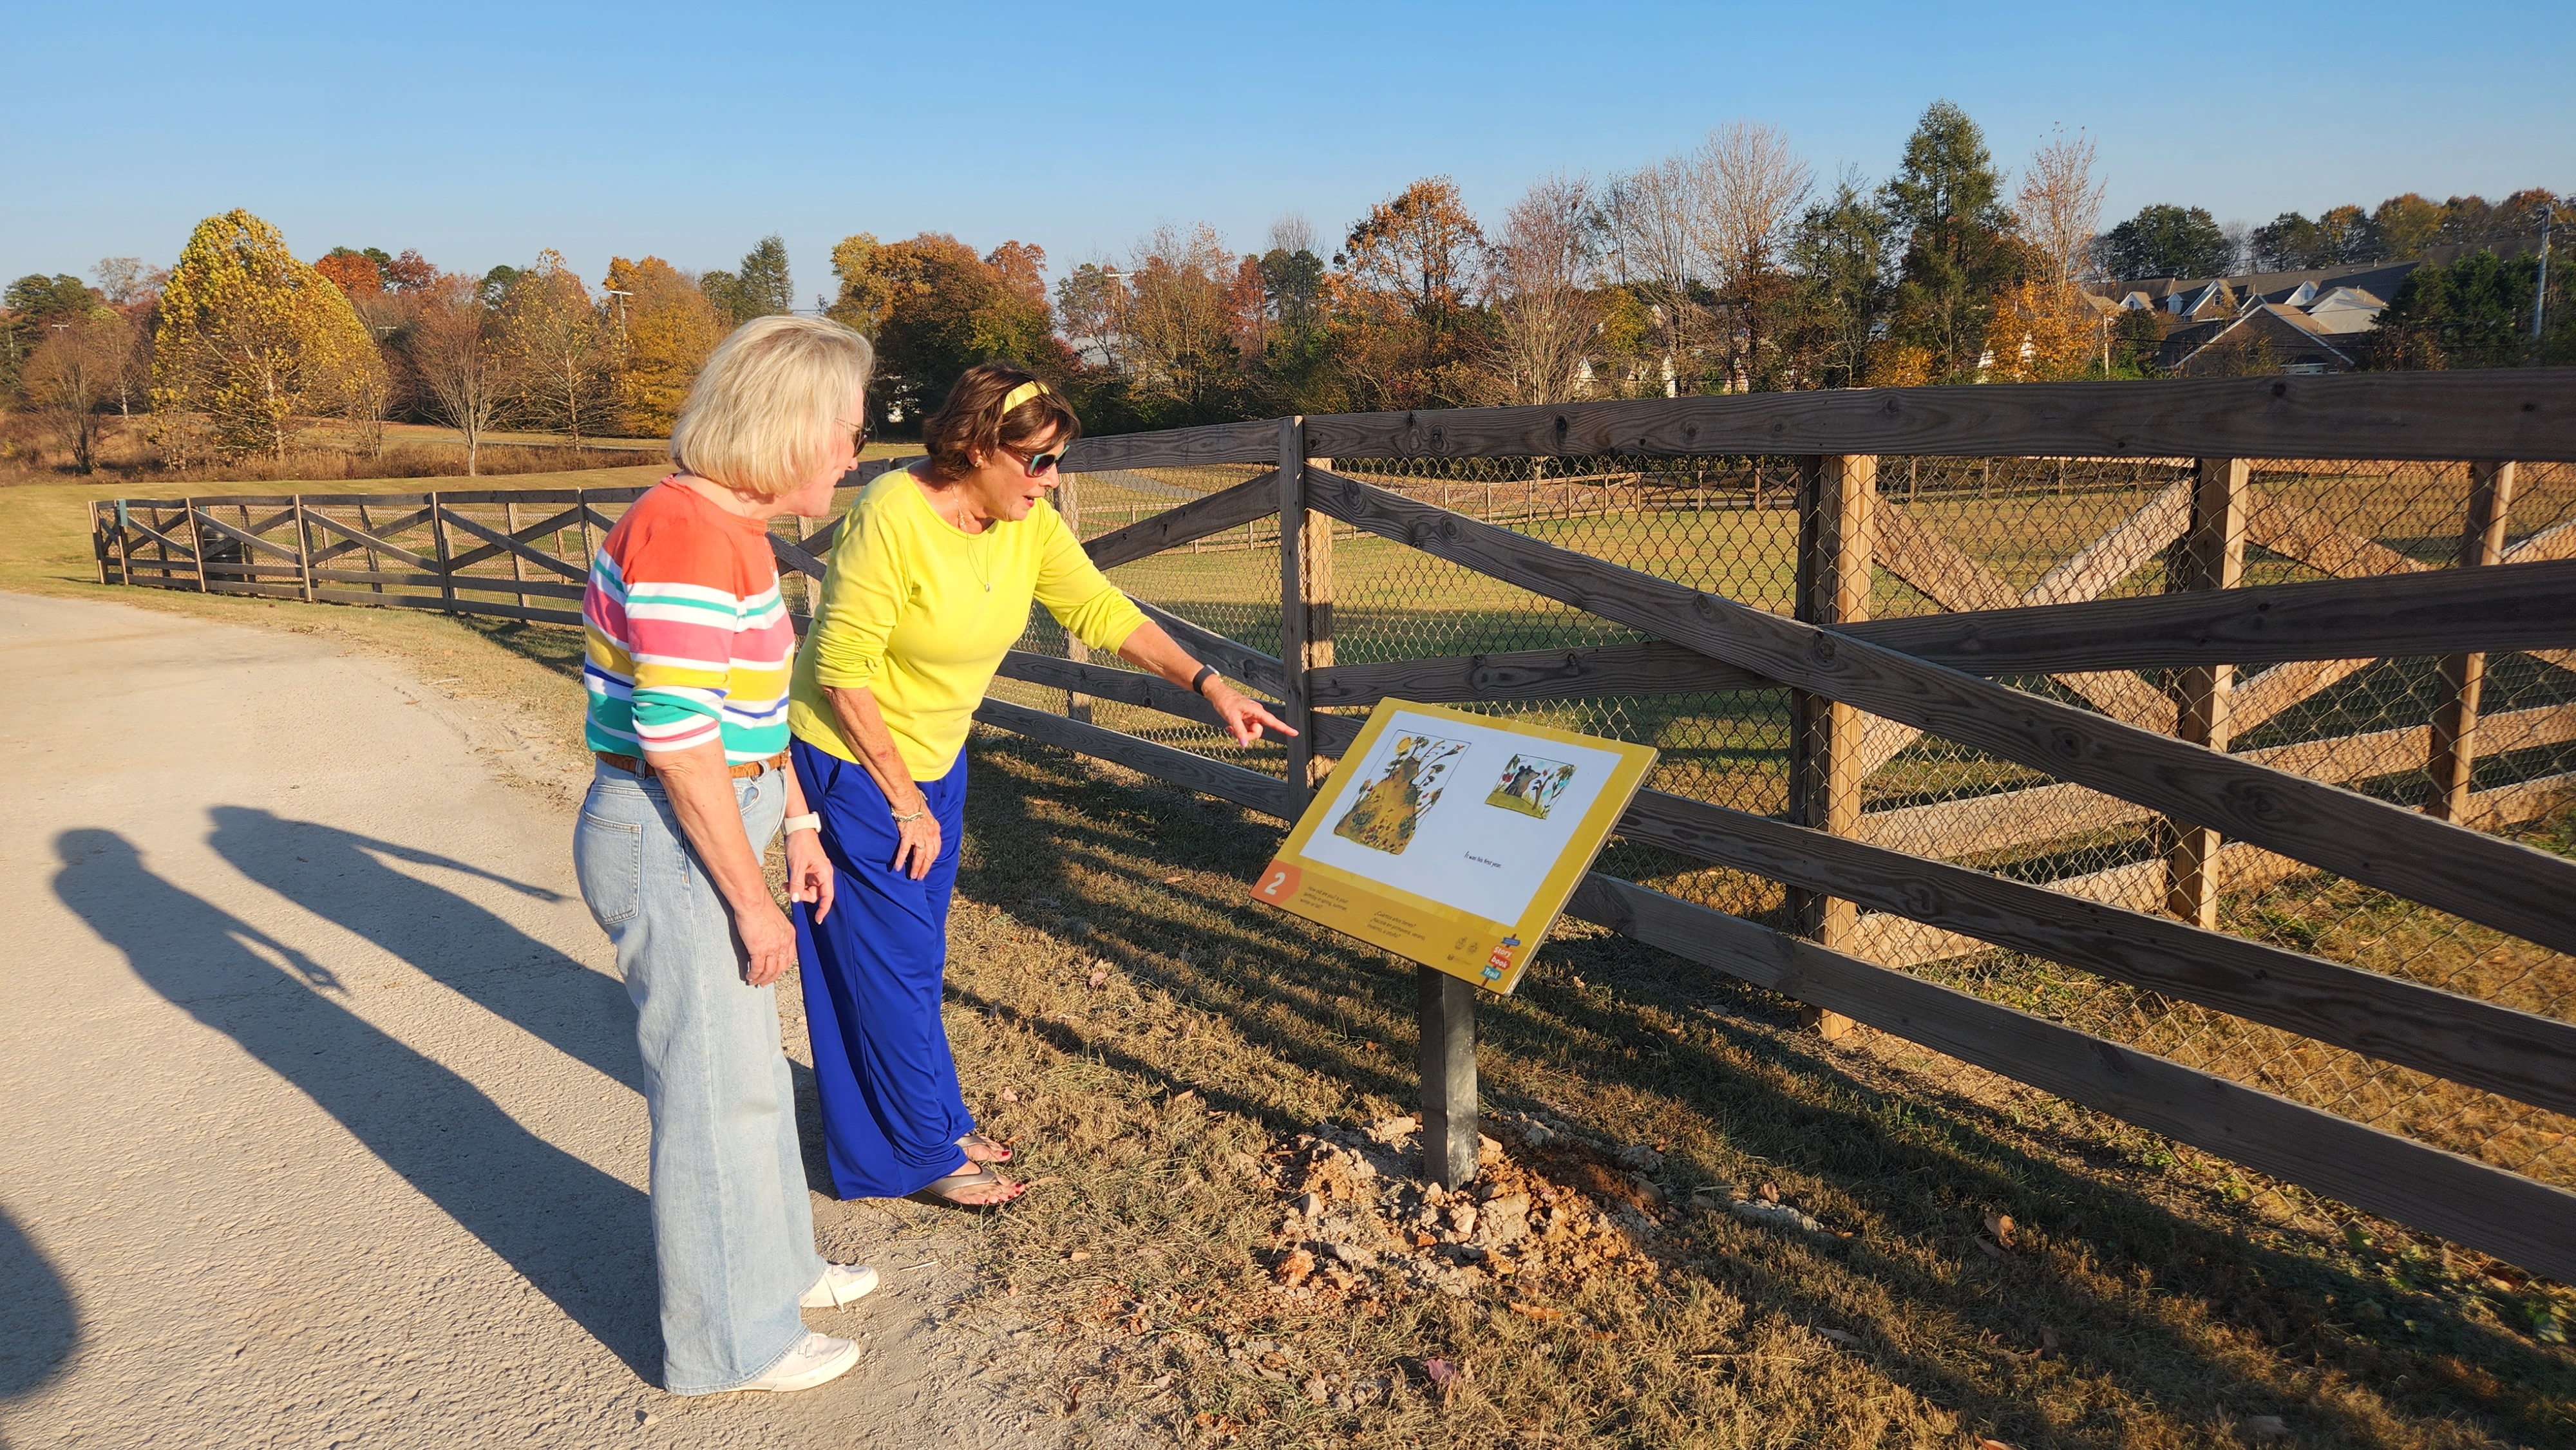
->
<box><xmin>1251</xmin><ymin>700</ymin><xmax>1658</xmax><ymax>993</ymax></box>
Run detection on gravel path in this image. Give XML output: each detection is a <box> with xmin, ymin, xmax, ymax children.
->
<box><xmin>0</xmin><ymin>594</ymin><xmax>1054</xmax><ymax>1449</ymax></box>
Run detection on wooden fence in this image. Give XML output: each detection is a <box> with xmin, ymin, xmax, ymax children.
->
<box><xmin>93</xmin><ymin>369</ymin><xmax>2576</xmax><ymax>1284</ymax></box>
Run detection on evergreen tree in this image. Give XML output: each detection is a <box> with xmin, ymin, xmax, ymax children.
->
<box><xmin>1881</xmin><ymin>101</ymin><xmax>2024</xmax><ymax>382</ymax></box>
<box><xmin>2101</xmin><ymin>204</ymin><xmax>2235</xmax><ymax>280</ymax></box>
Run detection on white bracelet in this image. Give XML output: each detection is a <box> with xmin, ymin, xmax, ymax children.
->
<box><xmin>782</xmin><ymin>813</ymin><xmax>822</xmax><ymax>836</ymax></box>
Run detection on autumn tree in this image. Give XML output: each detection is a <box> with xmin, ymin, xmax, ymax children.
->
<box><xmin>23</xmin><ymin>312</ymin><xmax>132</xmax><ymax>473</ymax></box>
<box><xmin>1117</xmin><ymin>224</ymin><xmax>1256</xmax><ymax>424</ymax></box>
<box><xmin>1980</xmin><ymin>279</ymin><xmax>2101</xmax><ymax>382</ymax></box>
<box><xmin>830</xmin><ymin>232</ymin><xmax>1058</xmax><ymax>425</ymax></box>
<box><xmin>605</xmin><ymin>255</ymin><xmax>724</xmax><ymax>435</ymax></box>
<box><xmin>502</xmin><ymin>249</ymin><xmax>614</xmax><ymax>443</ymax></box>
<box><xmin>151</xmin><ymin>209</ymin><xmax>376</xmax><ymax>461</ymax></box>
<box><xmin>2249</xmin><ymin>205</ymin><xmax>2380</xmax><ymax>271</ymax></box>
<box><xmin>1482</xmin><ymin>174</ymin><xmax>1601</xmax><ymax>404</ymax></box>
<box><xmin>406</xmin><ymin>272</ymin><xmax>512</xmax><ymax>475</ymax></box>
<box><xmin>2371</xmin><ymin>193</ymin><xmax>2446</xmax><ymax>259</ymax></box>
<box><xmin>1338</xmin><ymin>176</ymin><xmax>1487</xmax><ymax>405</ymax></box>
<box><xmin>1883</xmin><ymin>100</ymin><xmax>2025</xmax><ymax>382</ymax></box>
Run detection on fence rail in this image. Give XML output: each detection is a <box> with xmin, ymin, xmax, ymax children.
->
<box><xmin>93</xmin><ymin>370</ymin><xmax>2576</xmax><ymax>1285</ymax></box>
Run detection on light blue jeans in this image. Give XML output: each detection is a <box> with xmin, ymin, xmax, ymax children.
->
<box><xmin>572</xmin><ymin>763</ymin><xmax>824</xmax><ymax>1395</ymax></box>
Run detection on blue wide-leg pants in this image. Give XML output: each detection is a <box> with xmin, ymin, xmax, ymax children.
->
<box><xmin>790</xmin><ymin>739</ymin><xmax>974</xmax><ymax>1200</ymax></box>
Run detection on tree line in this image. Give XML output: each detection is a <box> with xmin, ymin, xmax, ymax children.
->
<box><xmin>5</xmin><ymin>99</ymin><xmax>2566</xmax><ymax>474</ymax></box>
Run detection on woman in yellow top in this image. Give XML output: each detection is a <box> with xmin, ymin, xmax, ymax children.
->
<box><xmin>786</xmin><ymin>364</ymin><xmax>1290</xmax><ymax>1206</ymax></box>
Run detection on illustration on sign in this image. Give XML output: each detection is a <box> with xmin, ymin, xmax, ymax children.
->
<box><xmin>1483</xmin><ymin>753</ymin><xmax>1577</xmax><ymax>820</ymax></box>
<box><xmin>1331</xmin><ymin>731</ymin><xmax>1470</xmax><ymax>856</ymax></box>
<box><xmin>1253</xmin><ymin>700</ymin><xmax>1658</xmax><ymax>995</ymax></box>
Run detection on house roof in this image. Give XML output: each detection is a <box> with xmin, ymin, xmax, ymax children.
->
<box><xmin>2168</xmin><ymin>303</ymin><xmax>2357</xmax><ymax>376</ymax></box>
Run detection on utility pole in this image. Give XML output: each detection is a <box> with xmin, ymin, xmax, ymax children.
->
<box><xmin>2533</xmin><ymin>202</ymin><xmax>2554</xmax><ymax>364</ymax></box>
<box><xmin>602</xmin><ymin>288</ymin><xmax>632</xmax><ymax>348</ymax></box>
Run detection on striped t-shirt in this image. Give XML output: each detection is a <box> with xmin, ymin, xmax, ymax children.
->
<box><xmin>582</xmin><ymin>480</ymin><xmax>793</xmax><ymax>764</ymax></box>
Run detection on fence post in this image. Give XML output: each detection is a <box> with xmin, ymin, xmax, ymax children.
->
<box><xmin>1280</xmin><ymin>417</ymin><xmax>1317</xmax><ymax>802</ymax></box>
<box><xmin>1789</xmin><ymin>455</ymin><xmax>1877</xmax><ymax>1041</ymax></box>
<box><xmin>91</xmin><ymin>504</ymin><xmax>111</xmax><ymax>585</ymax></box>
<box><xmin>293</xmin><ymin>496</ymin><xmax>315</xmax><ymax>603</ymax></box>
<box><xmin>1299</xmin><ymin>457</ymin><xmax>1336</xmax><ymax>787</ymax></box>
<box><xmin>429</xmin><ymin>491</ymin><xmax>456</xmax><ymax>614</ymax></box>
<box><xmin>184</xmin><ymin>496</ymin><xmax>208</xmax><ymax>592</ymax></box>
<box><xmin>2425</xmin><ymin>461</ymin><xmax>2520</xmax><ymax>822</ymax></box>
<box><xmin>504</xmin><ymin>498</ymin><xmax>527</xmax><ymax>610</ymax></box>
<box><xmin>2163</xmin><ymin>457</ymin><xmax>2249</xmax><ymax>928</ymax></box>
<box><xmin>113</xmin><ymin>501</ymin><xmax>133</xmax><ymax>585</ymax></box>
<box><xmin>1058</xmin><ymin>471</ymin><xmax>1094</xmax><ymax>723</ymax></box>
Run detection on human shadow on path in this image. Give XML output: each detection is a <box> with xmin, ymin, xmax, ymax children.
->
<box><xmin>0</xmin><ymin>1204</ymin><xmax>77</xmax><ymax>1405</ymax></box>
<box><xmin>50</xmin><ymin>829</ymin><xmax>660</xmax><ymax>1382</ymax></box>
<box><xmin>205</xmin><ymin>807</ymin><xmax>643</xmax><ymax>1097</ymax></box>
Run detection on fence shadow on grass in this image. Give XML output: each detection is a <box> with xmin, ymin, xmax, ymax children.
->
<box><xmin>49</xmin><ymin>827</ymin><xmax>661</xmax><ymax>1384</ymax></box>
<box><xmin>953</xmin><ymin>731</ymin><xmax>2575</xmax><ymax>1447</ymax></box>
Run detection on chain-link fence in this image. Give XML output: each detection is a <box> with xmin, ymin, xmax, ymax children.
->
<box><xmin>1010</xmin><ymin>452</ymin><xmax>2576</xmax><ymax>1194</ymax></box>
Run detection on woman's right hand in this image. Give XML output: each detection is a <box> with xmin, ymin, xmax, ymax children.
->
<box><xmin>893</xmin><ymin>805</ymin><xmax>941</xmax><ymax>881</ymax></box>
<box><xmin>737</xmin><ymin>899</ymin><xmax>799</xmax><ymax>988</ymax></box>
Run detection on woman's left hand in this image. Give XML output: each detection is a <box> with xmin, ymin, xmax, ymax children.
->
<box><xmin>1206</xmin><ymin>681</ymin><xmax>1297</xmax><ymax>747</ymax></box>
<box><xmin>784</xmin><ymin>829</ymin><xmax>836</xmax><ymax>923</ymax></box>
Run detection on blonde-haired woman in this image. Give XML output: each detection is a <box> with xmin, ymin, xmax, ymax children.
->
<box><xmin>573</xmin><ymin>315</ymin><xmax>877</xmax><ymax>1396</ymax></box>
<box><xmin>787</xmin><ymin>362</ymin><xmax>1291</xmax><ymax>1208</ymax></box>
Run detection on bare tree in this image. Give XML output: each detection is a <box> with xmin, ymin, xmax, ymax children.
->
<box><xmin>1603</xmin><ymin>155</ymin><xmax>1703</xmax><ymax>391</ymax></box>
<box><xmin>24</xmin><ymin>314</ymin><xmax>133</xmax><ymax>474</ymax></box>
<box><xmin>2014</xmin><ymin>126</ymin><xmax>2107</xmax><ymax>285</ymax></box>
<box><xmin>408</xmin><ymin>274</ymin><xmax>512</xmax><ymax>476</ymax></box>
<box><xmin>1692</xmin><ymin>122</ymin><xmax>1812</xmax><ymax>287</ymax></box>
<box><xmin>1484</xmin><ymin>174</ymin><xmax>1602</xmax><ymax>404</ymax></box>
<box><xmin>1267</xmin><ymin>213</ymin><xmax>1316</xmax><ymax>257</ymax></box>
<box><xmin>90</xmin><ymin>257</ymin><xmax>149</xmax><ymax>307</ymax></box>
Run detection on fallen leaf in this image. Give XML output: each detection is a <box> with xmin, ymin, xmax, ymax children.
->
<box><xmin>1087</xmin><ymin>967</ymin><xmax>1110</xmax><ymax>987</ymax></box>
<box><xmin>1757</xmin><ymin>1182</ymin><xmax>1780</xmax><ymax>1204</ymax></box>
<box><xmin>2242</xmin><ymin>1414</ymin><xmax>2289</xmax><ymax>1440</ymax></box>
<box><xmin>1068</xmin><ymin>1250</ymin><xmax>1092</xmax><ymax>1262</ymax></box>
<box><xmin>1506</xmin><ymin>1301</ymin><xmax>1556</xmax><ymax>1320</ymax></box>
<box><xmin>1422</xmin><ymin>1358</ymin><xmax>1459</xmax><ymax>1388</ymax></box>
<box><xmin>1148</xmin><ymin>1373</ymin><xmax>1174</xmax><ymax>1390</ymax></box>
<box><xmin>1972</xmin><ymin>1235</ymin><xmax>2012</xmax><ymax>1263</ymax></box>
<box><xmin>1983</xmin><ymin>1212</ymin><xmax>2016</xmax><ymax>1248</ymax></box>
<box><xmin>1818</xmin><ymin>1327</ymin><xmax>1860</xmax><ymax>1347</ymax></box>
<box><xmin>1273</xmin><ymin>1248</ymin><xmax>1316</xmax><ymax>1287</ymax></box>
<box><xmin>1162</xmin><ymin>874</ymin><xmax>1184</xmax><ymax>884</ymax></box>
<box><xmin>998</xmin><ymin>1088</ymin><xmax>1019</xmax><ymax>1103</ymax></box>
<box><xmin>2038</xmin><ymin>1326</ymin><xmax>2060</xmax><ymax>1360</ymax></box>
<box><xmin>1976</xmin><ymin>1440</ymin><xmax>2016</xmax><ymax>1450</ymax></box>
<box><xmin>1170</xmin><ymin>1089</ymin><xmax>1200</xmax><ymax>1107</ymax></box>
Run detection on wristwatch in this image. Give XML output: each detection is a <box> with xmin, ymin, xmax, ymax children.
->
<box><xmin>782</xmin><ymin>813</ymin><xmax>822</xmax><ymax>836</ymax></box>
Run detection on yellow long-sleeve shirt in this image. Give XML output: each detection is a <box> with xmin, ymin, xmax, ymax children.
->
<box><xmin>788</xmin><ymin>469</ymin><xmax>1148</xmax><ymax>780</ymax></box>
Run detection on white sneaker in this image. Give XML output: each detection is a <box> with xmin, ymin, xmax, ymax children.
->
<box><xmin>800</xmin><ymin>1262</ymin><xmax>881</xmax><ymax>1310</ymax></box>
<box><xmin>739</xmin><ymin>1332</ymin><xmax>860</xmax><ymax>1393</ymax></box>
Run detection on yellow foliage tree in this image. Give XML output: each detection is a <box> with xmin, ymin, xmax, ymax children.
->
<box><xmin>151</xmin><ymin>209</ymin><xmax>375</xmax><ymax>460</ymax></box>
<box><xmin>1979</xmin><ymin>279</ymin><xmax>2100</xmax><ymax>383</ymax></box>
<box><xmin>606</xmin><ymin>256</ymin><xmax>724</xmax><ymax>436</ymax></box>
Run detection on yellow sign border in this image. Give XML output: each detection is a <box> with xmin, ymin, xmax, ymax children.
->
<box><xmin>1250</xmin><ymin>699</ymin><xmax>1658</xmax><ymax>994</ymax></box>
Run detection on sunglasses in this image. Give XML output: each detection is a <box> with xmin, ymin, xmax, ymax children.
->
<box><xmin>840</xmin><ymin>417</ymin><xmax>871</xmax><ymax>452</ymax></box>
<box><xmin>1006</xmin><ymin>442</ymin><xmax>1066</xmax><ymax>479</ymax></box>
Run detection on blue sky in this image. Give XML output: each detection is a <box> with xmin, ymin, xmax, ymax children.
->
<box><xmin>8</xmin><ymin>0</ymin><xmax>2571</xmax><ymax>298</ymax></box>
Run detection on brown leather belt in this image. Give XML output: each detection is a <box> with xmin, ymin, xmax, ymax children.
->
<box><xmin>596</xmin><ymin>749</ymin><xmax>790</xmax><ymax>781</ymax></box>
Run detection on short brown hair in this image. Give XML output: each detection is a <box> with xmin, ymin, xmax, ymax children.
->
<box><xmin>920</xmin><ymin>363</ymin><xmax>1081</xmax><ymax>482</ymax></box>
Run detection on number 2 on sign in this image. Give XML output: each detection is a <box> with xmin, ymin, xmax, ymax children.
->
<box><xmin>1254</xmin><ymin>861</ymin><xmax>1302</xmax><ymax>903</ymax></box>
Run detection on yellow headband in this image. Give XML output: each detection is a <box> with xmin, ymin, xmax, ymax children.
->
<box><xmin>998</xmin><ymin>380</ymin><xmax>1050</xmax><ymax>415</ymax></box>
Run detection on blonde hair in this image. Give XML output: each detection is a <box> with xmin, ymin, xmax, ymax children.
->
<box><xmin>669</xmin><ymin>315</ymin><xmax>874</xmax><ymax>498</ymax></box>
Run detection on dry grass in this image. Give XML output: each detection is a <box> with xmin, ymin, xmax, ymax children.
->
<box><xmin>846</xmin><ymin>731</ymin><xmax>2576</xmax><ymax>1449</ymax></box>
<box><xmin>16</xmin><ymin>455</ymin><xmax>2576</xmax><ymax>1444</ymax></box>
